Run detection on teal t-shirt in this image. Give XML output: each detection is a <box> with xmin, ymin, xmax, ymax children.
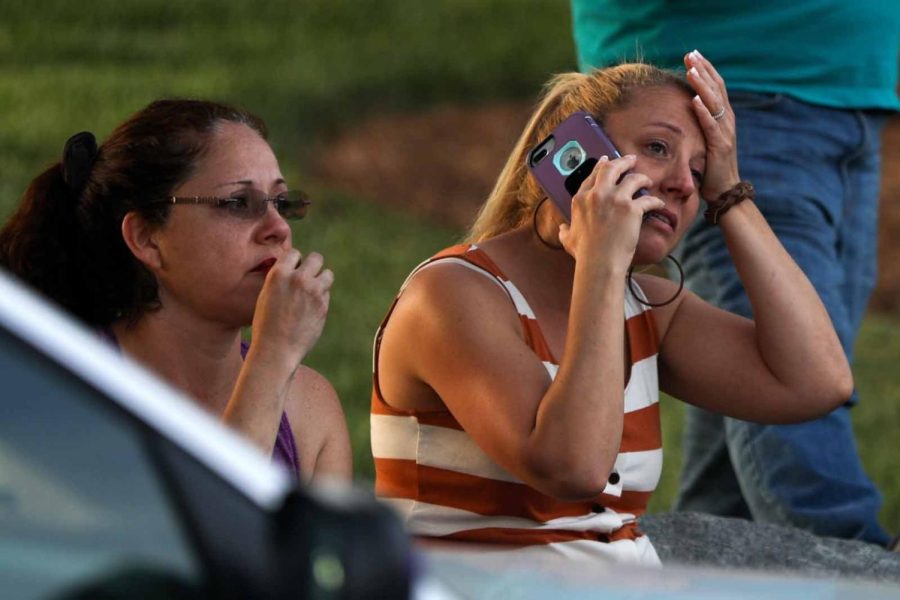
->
<box><xmin>571</xmin><ymin>0</ymin><xmax>900</xmax><ymax>110</ymax></box>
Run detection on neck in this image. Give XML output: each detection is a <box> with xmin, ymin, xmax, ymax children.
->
<box><xmin>111</xmin><ymin>308</ymin><xmax>243</xmax><ymax>414</ymax></box>
<box><xmin>482</xmin><ymin>226</ymin><xmax>576</xmax><ymax>300</ymax></box>
<box><xmin>531</xmin><ymin>202</ymin><xmax>576</xmax><ymax>275</ymax></box>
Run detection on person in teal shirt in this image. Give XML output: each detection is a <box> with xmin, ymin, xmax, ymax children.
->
<box><xmin>572</xmin><ymin>0</ymin><xmax>899</xmax><ymax>547</ymax></box>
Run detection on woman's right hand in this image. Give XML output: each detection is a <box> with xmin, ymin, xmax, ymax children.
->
<box><xmin>558</xmin><ymin>155</ymin><xmax>664</xmax><ymax>271</ymax></box>
<box><xmin>251</xmin><ymin>248</ymin><xmax>333</xmax><ymax>371</ymax></box>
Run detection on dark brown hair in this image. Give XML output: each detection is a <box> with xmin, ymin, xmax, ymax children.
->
<box><xmin>0</xmin><ymin>99</ymin><xmax>268</xmax><ymax>326</ymax></box>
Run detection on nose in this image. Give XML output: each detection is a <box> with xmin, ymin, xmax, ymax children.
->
<box><xmin>661</xmin><ymin>159</ymin><xmax>697</xmax><ymax>203</ymax></box>
<box><xmin>256</xmin><ymin>202</ymin><xmax>292</xmax><ymax>246</ymax></box>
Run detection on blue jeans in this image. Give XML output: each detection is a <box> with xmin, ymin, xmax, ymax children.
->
<box><xmin>673</xmin><ymin>92</ymin><xmax>891</xmax><ymax>545</ymax></box>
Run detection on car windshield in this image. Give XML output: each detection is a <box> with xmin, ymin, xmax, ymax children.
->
<box><xmin>0</xmin><ymin>325</ymin><xmax>203</xmax><ymax>599</ymax></box>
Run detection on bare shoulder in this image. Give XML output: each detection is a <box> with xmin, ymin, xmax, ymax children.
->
<box><xmin>401</xmin><ymin>258</ymin><xmax>506</xmax><ymax>301</ymax></box>
<box><xmin>380</xmin><ymin>258</ymin><xmax>524</xmax><ymax>387</ymax></box>
<box><xmin>284</xmin><ymin>365</ymin><xmax>352</xmax><ymax>481</ymax></box>
<box><xmin>285</xmin><ymin>365</ymin><xmax>344</xmax><ymax>432</ymax></box>
<box><xmin>389</xmin><ymin>258</ymin><xmax>520</xmax><ymax>337</ymax></box>
<box><xmin>289</xmin><ymin>364</ymin><xmax>338</xmax><ymax>404</ymax></box>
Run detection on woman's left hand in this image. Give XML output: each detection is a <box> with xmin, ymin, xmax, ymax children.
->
<box><xmin>684</xmin><ymin>50</ymin><xmax>741</xmax><ymax>200</ymax></box>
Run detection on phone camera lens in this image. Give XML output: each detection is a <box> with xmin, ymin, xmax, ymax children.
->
<box><xmin>554</xmin><ymin>141</ymin><xmax>586</xmax><ymax>176</ymax></box>
<box><xmin>563</xmin><ymin>149</ymin><xmax>583</xmax><ymax>170</ymax></box>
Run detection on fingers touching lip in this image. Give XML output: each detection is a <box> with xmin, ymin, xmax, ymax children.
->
<box><xmin>250</xmin><ymin>257</ymin><xmax>277</xmax><ymax>273</ymax></box>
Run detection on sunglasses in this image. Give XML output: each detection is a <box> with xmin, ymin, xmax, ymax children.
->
<box><xmin>157</xmin><ymin>189</ymin><xmax>311</xmax><ymax>220</ymax></box>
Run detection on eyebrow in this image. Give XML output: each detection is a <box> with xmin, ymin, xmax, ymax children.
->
<box><xmin>647</xmin><ymin>122</ymin><xmax>684</xmax><ymax>135</ymax></box>
<box><xmin>215</xmin><ymin>178</ymin><xmax>287</xmax><ymax>188</ymax></box>
<box><xmin>646</xmin><ymin>122</ymin><xmax>706</xmax><ymax>164</ymax></box>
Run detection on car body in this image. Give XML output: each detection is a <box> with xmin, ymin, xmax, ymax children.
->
<box><xmin>3</xmin><ymin>267</ymin><xmax>897</xmax><ymax>600</ymax></box>
<box><xmin>0</xmin><ymin>268</ymin><xmax>410</xmax><ymax>599</ymax></box>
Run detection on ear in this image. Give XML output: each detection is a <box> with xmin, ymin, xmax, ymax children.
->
<box><xmin>121</xmin><ymin>211</ymin><xmax>163</xmax><ymax>271</ymax></box>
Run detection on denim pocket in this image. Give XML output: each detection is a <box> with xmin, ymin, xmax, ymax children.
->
<box><xmin>728</xmin><ymin>92</ymin><xmax>784</xmax><ymax>111</ymax></box>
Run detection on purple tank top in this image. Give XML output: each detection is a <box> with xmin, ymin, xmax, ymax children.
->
<box><xmin>97</xmin><ymin>329</ymin><xmax>300</xmax><ymax>477</ymax></box>
<box><xmin>241</xmin><ymin>342</ymin><xmax>301</xmax><ymax>477</ymax></box>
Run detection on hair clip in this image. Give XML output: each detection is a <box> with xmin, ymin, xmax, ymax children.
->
<box><xmin>62</xmin><ymin>131</ymin><xmax>98</xmax><ymax>194</ymax></box>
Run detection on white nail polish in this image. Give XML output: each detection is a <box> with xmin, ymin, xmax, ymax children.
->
<box><xmin>689</xmin><ymin>67</ymin><xmax>698</xmax><ymax>77</ymax></box>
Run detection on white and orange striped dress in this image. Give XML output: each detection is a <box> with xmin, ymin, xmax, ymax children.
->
<box><xmin>371</xmin><ymin>244</ymin><xmax>662</xmax><ymax>565</ymax></box>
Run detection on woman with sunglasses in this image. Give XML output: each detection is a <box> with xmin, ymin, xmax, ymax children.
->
<box><xmin>0</xmin><ymin>99</ymin><xmax>351</xmax><ymax>483</ymax></box>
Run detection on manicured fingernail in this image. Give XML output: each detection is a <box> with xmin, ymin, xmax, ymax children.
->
<box><xmin>692</xmin><ymin>49</ymin><xmax>703</xmax><ymax>60</ymax></box>
<box><xmin>599</xmin><ymin>155</ymin><xmax>609</xmax><ymax>162</ymax></box>
<box><xmin>689</xmin><ymin>67</ymin><xmax>699</xmax><ymax>77</ymax></box>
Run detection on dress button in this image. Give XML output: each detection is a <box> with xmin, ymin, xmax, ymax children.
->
<box><xmin>608</xmin><ymin>472</ymin><xmax>620</xmax><ymax>485</ymax></box>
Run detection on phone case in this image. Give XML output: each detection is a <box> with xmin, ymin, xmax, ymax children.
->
<box><xmin>526</xmin><ymin>111</ymin><xmax>622</xmax><ymax>222</ymax></box>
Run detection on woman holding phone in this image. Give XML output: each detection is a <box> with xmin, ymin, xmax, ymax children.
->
<box><xmin>370</xmin><ymin>53</ymin><xmax>851</xmax><ymax>565</ymax></box>
<box><xmin>0</xmin><ymin>99</ymin><xmax>351</xmax><ymax>483</ymax></box>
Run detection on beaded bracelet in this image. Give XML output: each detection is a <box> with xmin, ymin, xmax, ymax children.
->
<box><xmin>704</xmin><ymin>181</ymin><xmax>755</xmax><ymax>225</ymax></box>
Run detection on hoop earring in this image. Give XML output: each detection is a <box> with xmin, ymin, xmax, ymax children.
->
<box><xmin>628</xmin><ymin>254</ymin><xmax>684</xmax><ymax>307</ymax></box>
<box><xmin>532</xmin><ymin>197</ymin><xmax>563</xmax><ymax>251</ymax></box>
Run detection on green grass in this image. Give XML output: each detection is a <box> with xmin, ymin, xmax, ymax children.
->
<box><xmin>851</xmin><ymin>315</ymin><xmax>900</xmax><ymax>531</ymax></box>
<box><xmin>294</xmin><ymin>191</ymin><xmax>461</xmax><ymax>478</ymax></box>
<box><xmin>0</xmin><ymin>0</ymin><xmax>576</xmax><ymax>214</ymax></box>
<box><xmin>2</xmin><ymin>0</ymin><xmax>897</xmax><ymax>536</ymax></box>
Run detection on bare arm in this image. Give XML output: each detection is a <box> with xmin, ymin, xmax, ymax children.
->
<box><xmin>223</xmin><ymin>249</ymin><xmax>335</xmax><ymax>456</ymax></box>
<box><xmin>284</xmin><ymin>366</ymin><xmax>352</xmax><ymax>484</ymax></box>
<box><xmin>383</xmin><ymin>264</ymin><xmax>625</xmax><ymax>501</ymax></box>
<box><xmin>654</xmin><ymin>52</ymin><xmax>852</xmax><ymax>421</ymax></box>
<box><xmin>651</xmin><ymin>204</ymin><xmax>852</xmax><ymax>421</ymax></box>
<box><xmin>380</xmin><ymin>157</ymin><xmax>665</xmax><ymax>501</ymax></box>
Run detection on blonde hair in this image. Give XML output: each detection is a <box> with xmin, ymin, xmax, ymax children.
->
<box><xmin>466</xmin><ymin>63</ymin><xmax>692</xmax><ymax>243</ymax></box>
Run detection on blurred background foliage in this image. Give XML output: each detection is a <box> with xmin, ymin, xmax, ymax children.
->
<box><xmin>1</xmin><ymin>0</ymin><xmax>897</xmax><ymax>531</ymax></box>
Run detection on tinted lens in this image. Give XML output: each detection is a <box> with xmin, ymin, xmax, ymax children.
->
<box><xmin>220</xmin><ymin>193</ymin><xmax>267</xmax><ymax>219</ymax></box>
<box><xmin>216</xmin><ymin>190</ymin><xmax>310</xmax><ymax>220</ymax></box>
<box><xmin>275</xmin><ymin>190</ymin><xmax>311</xmax><ymax>220</ymax></box>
